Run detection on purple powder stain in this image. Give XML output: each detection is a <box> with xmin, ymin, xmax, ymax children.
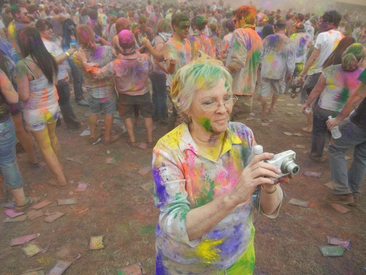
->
<box><xmin>216</xmin><ymin>224</ymin><xmax>244</xmax><ymax>256</ymax></box>
<box><xmin>155</xmin><ymin>250</ymin><xmax>165</xmax><ymax>274</ymax></box>
<box><xmin>153</xmin><ymin>166</ymin><xmax>167</xmax><ymax>206</ymax></box>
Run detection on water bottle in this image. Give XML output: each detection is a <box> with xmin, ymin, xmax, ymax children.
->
<box><xmin>70</xmin><ymin>38</ymin><xmax>77</xmax><ymax>49</ymax></box>
<box><xmin>304</xmin><ymin>107</ymin><xmax>311</xmax><ymax>115</ymax></box>
<box><xmin>328</xmin><ymin>116</ymin><xmax>342</xmax><ymax>139</ymax></box>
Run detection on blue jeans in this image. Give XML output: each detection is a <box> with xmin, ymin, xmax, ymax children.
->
<box><xmin>0</xmin><ymin>118</ymin><xmax>23</xmax><ymax>189</ymax></box>
<box><xmin>149</xmin><ymin>73</ymin><xmax>167</xmax><ymax>121</ymax></box>
<box><xmin>329</xmin><ymin>117</ymin><xmax>366</xmax><ymax>195</ymax></box>
<box><xmin>311</xmin><ymin>105</ymin><xmax>339</xmax><ymax>158</ymax></box>
<box><xmin>68</xmin><ymin>58</ymin><xmax>84</xmax><ymax>102</ymax></box>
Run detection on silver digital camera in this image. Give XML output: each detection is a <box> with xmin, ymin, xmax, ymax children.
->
<box><xmin>265</xmin><ymin>150</ymin><xmax>300</xmax><ymax>178</ymax></box>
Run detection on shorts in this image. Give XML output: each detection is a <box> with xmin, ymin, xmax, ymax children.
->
<box><xmin>88</xmin><ymin>93</ymin><xmax>117</xmax><ymax>114</ymax></box>
<box><xmin>257</xmin><ymin>78</ymin><xmax>286</xmax><ymax>97</ymax></box>
<box><xmin>117</xmin><ymin>92</ymin><xmax>154</xmax><ymax>119</ymax></box>
<box><xmin>23</xmin><ymin>103</ymin><xmax>60</xmax><ymax>132</ymax></box>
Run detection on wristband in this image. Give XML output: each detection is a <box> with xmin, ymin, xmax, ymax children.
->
<box><xmin>261</xmin><ymin>185</ymin><xmax>277</xmax><ymax>194</ymax></box>
<box><xmin>65</xmin><ymin>52</ymin><xmax>70</xmax><ymax>57</ymax></box>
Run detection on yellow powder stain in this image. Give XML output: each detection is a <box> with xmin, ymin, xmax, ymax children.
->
<box><xmin>266</xmin><ymin>54</ymin><xmax>274</xmax><ymax>63</ymax></box>
<box><xmin>37</xmin><ymin>255</ymin><xmax>54</xmax><ymax>265</ymax></box>
<box><xmin>195</xmin><ymin>238</ymin><xmax>225</xmax><ymax>264</ymax></box>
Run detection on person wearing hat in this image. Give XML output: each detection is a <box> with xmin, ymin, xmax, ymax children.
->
<box><xmin>289</xmin><ymin>23</ymin><xmax>312</xmax><ymax>96</ymax></box>
<box><xmin>77</xmin><ymin>29</ymin><xmax>155</xmax><ymax>148</ymax></box>
<box><xmin>257</xmin><ymin>19</ymin><xmax>295</xmax><ymax>120</ymax></box>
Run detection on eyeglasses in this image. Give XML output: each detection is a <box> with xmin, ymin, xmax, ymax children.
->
<box><xmin>200</xmin><ymin>95</ymin><xmax>238</xmax><ymax>112</ymax></box>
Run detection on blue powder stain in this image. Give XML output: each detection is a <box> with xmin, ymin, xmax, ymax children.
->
<box><xmin>155</xmin><ymin>250</ymin><xmax>165</xmax><ymax>274</ymax></box>
<box><xmin>153</xmin><ymin>166</ymin><xmax>167</xmax><ymax>206</ymax></box>
<box><xmin>216</xmin><ymin>224</ymin><xmax>244</xmax><ymax>255</ymax></box>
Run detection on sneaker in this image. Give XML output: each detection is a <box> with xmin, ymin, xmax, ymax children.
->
<box><xmin>326</xmin><ymin>193</ymin><xmax>355</xmax><ymax>205</ymax></box>
<box><xmin>77</xmin><ymin>100</ymin><xmax>89</xmax><ymax>106</ymax></box>
<box><xmin>308</xmin><ymin>152</ymin><xmax>326</xmax><ymax>163</ymax></box>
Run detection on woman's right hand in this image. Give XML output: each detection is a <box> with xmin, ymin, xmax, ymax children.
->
<box><xmin>230</xmin><ymin>153</ymin><xmax>281</xmax><ymax>205</ymax></box>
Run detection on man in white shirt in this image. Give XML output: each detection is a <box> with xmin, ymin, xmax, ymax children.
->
<box><xmin>298</xmin><ymin>10</ymin><xmax>343</xmax><ymax>132</ymax></box>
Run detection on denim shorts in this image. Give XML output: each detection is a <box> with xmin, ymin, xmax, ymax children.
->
<box><xmin>88</xmin><ymin>93</ymin><xmax>117</xmax><ymax>114</ymax></box>
<box><xmin>0</xmin><ymin>118</ymin><xmax>23</xmax><ymax>189</ymax></box>
<box><xmin>23</xmin><ymin>103</ymin><xmax>60</xmax><ymax>132</ymax></box>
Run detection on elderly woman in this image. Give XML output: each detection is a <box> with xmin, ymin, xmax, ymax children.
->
<box><xmin>302</xmin><ymin>43</ymin><xmax>365</xmax><ymax>162</ymax></box>
<box><xmin>153</xmin><ymin>58</ymin><xmax>284</xmax><ymax>274</ymax></box>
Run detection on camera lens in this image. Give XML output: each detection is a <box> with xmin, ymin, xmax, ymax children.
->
<box><xmin>284</xmin><ymin>161</ymin><xmax>300</xmax><ymax>175</ymax></box>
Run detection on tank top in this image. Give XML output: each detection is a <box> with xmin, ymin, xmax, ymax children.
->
<box><xmin>22</xmin><ymin>59</ymin><xmax>59</xmax><ymax>110</ymax></box>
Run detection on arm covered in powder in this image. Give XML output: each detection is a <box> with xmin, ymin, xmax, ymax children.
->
<box><xmin>226</xmin><ymin>31</ymin><xmax>247</xmax><ymax>75</ymax></box>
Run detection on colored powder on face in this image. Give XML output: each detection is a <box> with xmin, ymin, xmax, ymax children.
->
<box><xmin>195</xmin><ymin>238</ymin><xmax>225</xmax><ymax>264</ymax></box>
<box><xmin>197</xmin><ymin>116</ymin><xmax>214</xmax><ymax>133</ymax></box>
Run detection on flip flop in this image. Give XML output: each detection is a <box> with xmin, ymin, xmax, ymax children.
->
<box><xmin>104</xmin><ymin>135</ymin><xmax>120</xmax><ymax>146</ymax></box>
<box><xmin>147</xmin><ymin>140</ymin><xmax>155</xmax><ymax>148</ymax></box>
<box><xmin>89</xmin><ymin>135</ymin><xmax>102</xmax><ymax>145</ymax></box>
<box><xmin>15</xmin><ymin>197</ymin><xmax>34</xmax><ymax>211</ymax></box>
<box><xmin>126</xmin><ymin>140</ymin><xmax>139</xmax><ymax>148</ymax></box>
<box><xmin>49</xmin><ymin>182</ymin><xmax>68</xmax><ymax>189</ymax></box>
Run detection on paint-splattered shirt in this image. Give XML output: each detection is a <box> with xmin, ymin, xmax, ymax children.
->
<box><xmin>73</xmin><ymin>46</ymin><xmax>115</xmax><ymax>99</ymax></box>
<box><xmin>319</xmin><ymin>64</ymin><xmax>363</xmax><ymax>112</ymax></box>
<box><xmin>165</xmin><ymin>38</ymin><xmax>191</xmax><ymax>87</ymax></box>
<box><xmin>153</xmin><ymin>122</ymin><xmax>257</xmax><ymax>271</ymax></box>
<box><xmin>188</xmin><ymin>33</ymin><xmax>215</xmax><ymax>60</ymax></box>
<box><xmin>308</xmin><ymin>30</ymin><xmax>344</xmax><ymax>75</ymax></box>
<box><xmin>226</xmin><ymin>28</ymin><xmax>263</xmax><ymax>95</ymax></box>
<box><xmin>260</xmin><ymin>34</ymin><xmax>296</xmax><ymax>80</ymax></box>
<box><xmin>290</xmin><ymin>32</ymin><xmax>312</xmax><ymax>64</ymax></box>
<box><xmin>91</xmin><ymin>52</ymin><xmax>153</xmax><ymax>96</ymax></box>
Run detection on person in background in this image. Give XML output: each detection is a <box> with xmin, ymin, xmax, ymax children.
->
<box><xmin>289</xmin><ymin>23</ymin><xmax>312</xmax><ymax>97</ymax></box>
<box><xmin>8</xmin><ymin>4</ymin><xmax>32</xmax><ymax>56</ymax></box>
<box><xmin>326</xmin><ymin>67</ymin><xmax>366</xmax><ymax>206</ymax></box>
<box><xmin>299</xmin><ymin>10</ymin><xmax>343</xmax><ymax>133</ymax></box>
<box><xmin>139</xmin><ymin>15</ymin><xmax>154</xmax><ymax>42</ymax></box>
<box><xmin>226</xmin><ymin>5</ymin><xmax>263</xmax><ymax>121</ymax></box>
<box><xmin>257</xmin><ymin>19</ymin><xmax>295</xmax><ymax>119</ymax></box>
<box><xmin>261</xmin><ymin>24</ymin><xmax>274</xmax><ymax>40</ymax></box>
<box><xmin>149</xmin><ymin>19</ymin><xmax>171</xmax><ymax>125</ymax></box>
<box><xmin>62</xmin><ymin>19</ymin><xmax>88</xmax><ymax>106</ymax></box>
<box><xmin>48</xmin><ymin>7</ymin><xmax>63</xmax><ymax>39</ymax></box>
<box><xmin>221</xmin><ymin>20</ymin><xmax>235</xmax><ymax>59</ymax></box>
<box><xmin>189</xmin><ymin>16</ymin><xmax>215</xmax><ymax>59</ymax></box>
<box><xmin>36</xmin><ymin>19</ymin><xmax>81</xmax><ymax>130</ymax></box>
<box><xmin>104</xmin><ymin>15</ymin><xmax>117</xmax><ymax>42</ymax></box>
<box><xmin>0</xmin><ymin>53</ymin><xmax>32</xmax><ymax>210</ymax></box>
<box><xmin>88</xmin><ymin>9</ymin><xmax>103</xmax><ymax>37</ymax></box>
<box><xmin>79</xmin><ymin>7</ymin><xmax>89</xmax><ymax>25</ymax></box>
<box><xmin>73</xmin><ymin>25</ymin><xmax>118</xmax><ymax>146</ymax></box>
<box><xmin>15</xmin><ymin>27</ymin><xmax>68</xmax><ymax>188</ymax></box>
<box><xmin>301</xmin><ymin>44</ymin><xmax>365</xmax><ymax>163</ymax></box>
<box><xmin>77</xmin><ymin>30</ymin><xmax>154</xmax><ymax>148</ymax></box>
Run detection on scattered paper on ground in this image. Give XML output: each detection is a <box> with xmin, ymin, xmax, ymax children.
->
<box><xmin>48</xmin><ymin>260</ymin><xmax>72</xmax><ymax>275</ymax></box>
<box><xmin>75</xmin><ymin>183</ymin><xmax>89</xmax><ymax>192</ymax></box>
<box><xmin>324</xmin><ymin>182</ymin><xmax>334</xmax><ymax>190</ymax></box>
<box><xmin>57</xmin><ymin>198</ymin><xmax>77</xmax><ymax>206</ymax></box>
<box><xmin>11</xmin><ymin>233</ymin><xmax>39</xmax><ymax>246</ymax></box>
<box><xmin>66</xmin><ymin>158</ymin><xmax>83</xmax><ymax>165</ymax></box>
<box><xmin>4</xmin><ymin>215</ymin><xmax>27</xmax><ymax>223</ymax></box>
<box><xmin>90</xmin><ymin>236</ymin><xmax>104</xmax><ymax>250</ymax></box>
<box><xmin>289</xmin><ymin>198</ymin><xmax>310</xmax><ymax>208</ymax></box>
<box><xmin>5</xmin><ymin>209</ymin><xmax>24</xmax><ymax>218</ymax></box>
<box><xmin>22</xmin><ymin>244</ymin><xmax>42</xmax><ymax>257</ymax></box>
<box><xmin>318</xmin><ymin>245</ymin><xmax>344</xmax><ymax>257</ymax></box>
<box><xmin>44</xmin><ymin>212</ymin><xmax>65</xmax><ymax>223</ymax></box>
<box><xmin>330</xmin><ymin>204</ymin><xmax>351</xmax><ymax>214</ymax></box>
<box><xmin>283</xmin><ymin>132</ymin><xmax>293</xmax><ymax>136</ymax></box>
<box><xmin>327</xmin><ymin>236</ymin><xmax>351</xmax><ymax>250</ymax></box>
<box><xmin>32</xmin><ymin>200</ymin><xmax>52</xmax><ymax>210</ymax></box>
<box><xmin>304</xmin><ymin>171</ymin><xmax>323</xmax><ymax>178</ymax></box>
<box><xmin>294</xmin><ymin>145</ymin><xmax>306</xmax><ymax>149</ymax></box>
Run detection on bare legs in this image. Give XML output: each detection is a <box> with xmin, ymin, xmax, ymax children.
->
<box><xmin>31</xmin><ymin>123</ymin><xmax>67</xmax><ymax>187</ymax></box>
<box><xmin>124</xmin><ymin>117</ymin><xmax>153</xmax><ymax>143</ymax></box>
<box><xmin>259</xmin><ymin>95</ymin><xmax>268</xmax><ymax>118</ymax></box>
<box><xmin>12</xmin><ymin>113</ymin><xmax>38</xmax><ymax>165</ymax></box>
<box><xmin>269</xmin><ymin>94</ymin><xmax>279</xmax><ymax>113</ymax></box>
<box><xmin>89</xmin><ymin>113</ymin><xmax>98</xmax><ymax>140</ymax></box>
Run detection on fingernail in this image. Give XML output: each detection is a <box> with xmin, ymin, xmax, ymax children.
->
<box><xmin>277</xmin><ymin>169</ymin><xmax>281</xmax><ymax>174</ymax></box>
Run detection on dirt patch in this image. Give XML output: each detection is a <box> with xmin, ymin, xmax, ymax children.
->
<box><xmin>0</xmin><ymin>95</ymin><xmax>365</xmax><ymax>275</ymax></box>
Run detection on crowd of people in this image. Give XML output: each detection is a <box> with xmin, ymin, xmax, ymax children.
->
<box><xmin>0</xmin><ymin>0</ymin><xmax>366</xmax><ymax>273</ymax></box>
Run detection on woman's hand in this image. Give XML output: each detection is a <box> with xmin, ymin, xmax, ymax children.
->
<box><xmin>230</xmin><ymin>153</ymin><xmax>281</xmax><ymax>205</ymax></box>
<box><xmin>326</xmin><ymin>117</ymin><xmax>342</xmax><ymax>131</ymax></box>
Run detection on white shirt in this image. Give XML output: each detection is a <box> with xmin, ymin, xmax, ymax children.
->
<box><xmin>308</xmin><ymin>30</ymin><xmax>343</xmax><ymax>75</ymax></box>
